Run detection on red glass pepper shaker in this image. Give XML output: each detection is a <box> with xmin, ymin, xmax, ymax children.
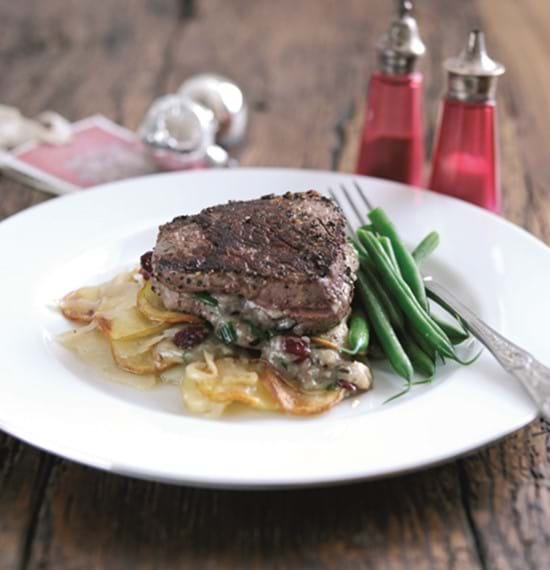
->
<box><xmin>356</xmin><ymin>0</ymin><xmax>426</xmax><ymax>186</ymax></box>
<box><xmin>428</xmin><ymin>30</ymin><xmax>505</xmax><ymax>212</ymax></box>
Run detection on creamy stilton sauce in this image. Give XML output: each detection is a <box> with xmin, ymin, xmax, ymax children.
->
<box><xmin>192</xmin><ymin>293</ymin><xmax>372</xmax><ymax>393</ymax></box>
<box><xmin>261</xmin><ymin>332</ymin><xmax>372</xmax><ymax>391</ymax></box>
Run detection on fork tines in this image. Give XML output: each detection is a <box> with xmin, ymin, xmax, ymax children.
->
<box><xmin>328</xmin><ymin>181</ymin><xmax>373</xmax><ymax>234</ymax></box>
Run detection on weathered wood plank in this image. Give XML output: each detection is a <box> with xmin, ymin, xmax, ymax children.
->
<box><xmin>26</xmin><ymin>462</ymin><xmax>481</xmax><ymax>570</ymax></box>
<box><xmin>0</xmin><ymin>435</ymin><xmax>52</xmax><ymax>570</ymax></box>
<box><xmin>0</xmin><ymin>176</ymin><xmax>50</xmax><ymax>221</ymax></box>
<box><xmin>459</xmin><ymin>422</ymin><xmax>550</xmax><ymax>570</ymax></box>
<box><xmin>0</xmin><ymin>0</ymin><xmax>181</xmax><ymax>121</ymax></box>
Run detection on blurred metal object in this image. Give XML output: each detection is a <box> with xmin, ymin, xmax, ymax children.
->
<box><xmin>377</xmin><ymin>0</ymin><xmax>426</xmax><ymax>75</ymax></box>
<box><xmin>178</xmin><ymin>73</ymin><xmax>248</xmax><ymax>147</ymax></box>
<box><xmin>139</xmin><ymin>73</ymin><xmax>247</xmax><ymax>170</ymax></box>
<box><xmin>138</xmin><ymin>94</ymin><xmax>232</xmax><ymax>170</ymax></box>
<box><xmin>139</xmin><ymin>95</ymin><xmax>215</xmax><ymax>156</ymax></box>
<box><xmin>204</xmin><ymin>144</ymin><xmax>235</xmax><ymax>168</ymax></box>
<box><xmin>445</xmin><ymin>30</ymin><xmax>505</xmax><ymax>103</ymax></box>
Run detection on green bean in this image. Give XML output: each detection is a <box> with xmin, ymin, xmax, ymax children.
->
<box><xmin>359</xmin><ymin>223</ymin><xmax>374</xmax><ymax>232</ymax></box>
<box><xmin>410</xmin><ymin>326</ymin><xmax>436</xmax><ymax>359</ymax></box>
<box><xmin>356</xmin><ymin>271</ymin><xmax>413</xmax><ymax>381</ymax></box>
<box><xmin>410</xmin><ymin>231</ymin><xmax>468</xmax><ymax>343</ymax></box>
<box><xmin>426</xmin><ymin>289</ymin><xmax>471</xmax><ymax>345</ymax></box>
<box><xmin>362</xmin><ymin>262</ymin><xmax>405</xmax><ymax>331</ymax></box>
<box><xmin>368</xmin><ymin>208</ymin><xmax>428</xmax><ymax>309</ymax></box>
<box><xmin>401</xmin><ymin>332</ymin><xmax>435</xmax><ymax>378</ymax></box>
<box><xmin>412</xmin><ymin>231</ymin><xmax>440</xmax><ymax>264</ymax></box>
<box><xmin>352</xmin><ymin>239</ymin><xmax>405</xmax><ymax>331</ymax></box>
<box><xmin>357</xmin><ymin>229</ymin><xmax>456</xmax><ymax>359</ymax></box>
<box><xmin>409</xmin><ymin>233</ymin><xmax>469</xmax><ymax>345</ymax></box>
<box><xmin>378</xmin><ymin>236</ymin><xmax>401</xmax><ymax>274</ymax></box>
<box><xmin>342</xmin><ymin>311</ymin><xmax>370</xmax><ymax>355</ymax></box>
<box><xmin>431</xmin><ymin>314</ymin><xmax>469</xmax><ymax>345</ymax></box>
<box><xmin>350</xmin><ymin>237</ymin><xmax>366</xmax><ymax>263</ymax></box>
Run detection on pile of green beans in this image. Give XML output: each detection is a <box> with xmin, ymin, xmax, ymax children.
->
<box><xmin>344</xmin><ymin>207</ymin><xmax>471</xmax><ymax>390</ymax></box>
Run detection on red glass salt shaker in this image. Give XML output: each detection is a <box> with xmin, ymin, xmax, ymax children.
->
<box><xmin>356</xmin><ymin>0</ymin><xmax>426</xmax><ymax>186</ymax></box>
<box><xmin>428</xmin><ymin>30</ymin><xmax>505</xmax><ymax>212</ymax></box>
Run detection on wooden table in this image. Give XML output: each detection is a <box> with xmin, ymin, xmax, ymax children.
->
<box><xmin>1</xmin><ymin>1</ymin><xmax>549</xmax><ymax>568</ymax></box>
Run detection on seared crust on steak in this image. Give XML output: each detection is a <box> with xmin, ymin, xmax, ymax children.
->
<box><xmin>150</xmin><ymin>190</ymin><xmax>358</xmax><ymax>333</ymax></box>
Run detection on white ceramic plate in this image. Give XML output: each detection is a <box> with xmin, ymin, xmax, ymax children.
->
<box><xmin>0</xmin><ymin>168</ymin><xmax>547</xmax><ymax>488</ymax></box>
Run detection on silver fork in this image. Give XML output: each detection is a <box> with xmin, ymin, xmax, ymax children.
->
<box><xmin>329</xmin><ymin>182</ymin><xmax>550</xmax><ymax>421</ymax></box>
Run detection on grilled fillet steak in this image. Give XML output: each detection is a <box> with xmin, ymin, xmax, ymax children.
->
<box><xmin>150</xmin><ymin>190</ymin><xmax>358</xmax><ymax>333</ymax></box>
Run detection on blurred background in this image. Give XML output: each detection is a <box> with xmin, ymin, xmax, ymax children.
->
<box><xmin>2</xmin><ymin>0</ymin><xmax>546</xmax><ymax>208</ymax></box>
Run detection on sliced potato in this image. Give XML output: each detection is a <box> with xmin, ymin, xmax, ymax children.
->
<box><xmin>96</xmin><ymin>306</ymin><xmax>169</xmax><ymax>341</ymax></box>
<box><xmin>113</xmin><ymin>332</ymin><xmax>166</xmax><ymax>355</ymax></box>
<box><xmin>192</xmin><ymin>357</ymin><xmax>280</xmax><ymax>411</ymax></box>
<box><xmin>260</xmin><ymin>366</ymin><xmax>344</xmax><ymax>415</ymax></box>
<box><xmin>61</xmin><ymin>271</ymin><xmax>139</xmax><ymax>324</ymax></box>
<box><xmin>217</xmin><ymin>357</ymin><xmax>259</xmax><ymax>386</ymax></box>
<box><xmin>56</xmin><ymin>321</ymin><xmax>98</xmax><ymax>343</ymax></box>
<box><xmin>111</xmin><ymin>344</ymin><xmax>156</xmax><ymax>374</ymax></box>
<box><xmin>197</xmin><ymin>376</ymin><xmax>281</xmax><ymax>411</ymax></box>
<box><xmin>110</xmin><ymin>334</ymin><xmax>167</xmax><ymax>374</ymax></box>
<box><xmin>181</xmin><ymin>377</ymin><xmax>227</xmax><ymax>417</ymax></box>
<box><xmin>94</xmin><ymin>276</ymin><xmax>140</xmax><ymax>317</ymax></box>
<box><xmin>152</xmin><ymin>339</ymin><xmax>184</xmax><ymax>371</ymax></box>
<box><xmin>58</xmin><ymin>326</ymin><xmax>156</xmax><ymax>389</ymax></box>
<box><xmin>60</xmin><ymin>286</ymin><xmax>102</xmax><ymax>323</ymax></box>
<box><xmin>175</xmin><ymin>356</ymin><xmax>280</xmax><ymax>412</ymax></box>
<box><xmin>160</xmin><ymin>364</ymin><xmax>187</xmax><ymax>384</ymax></box>
<box><xmin>196</xmin><ymin>383</ymin><xmax>280</xmax><ymax>411</ymax></box>
<box><xmin>137</xmin><ymin>281</ymin><xmax>202</xmax><ymax>324</ymax></box>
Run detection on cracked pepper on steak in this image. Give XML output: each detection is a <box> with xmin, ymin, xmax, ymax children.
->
<box><xmin>149</xmin><ymin>190</ymin><xmax>359</xmax><ymax>334</ymax></box>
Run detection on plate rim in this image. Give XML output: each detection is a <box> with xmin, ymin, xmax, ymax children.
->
<box><xmin>3</xmin><ymin>166</ymin><xmax>548</xmax><ymax>258</ymax></box>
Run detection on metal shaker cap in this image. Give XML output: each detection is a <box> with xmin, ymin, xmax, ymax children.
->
<box><xmin>377</xmin><ymin>0</ymin><xmax>426</xmax><ymax>75</ymax></box>
<box><xmin>178</xmin><ymin>74</ymin><xmax>248</xmax><ymax>148</ymax></box>
<box><xmin>445</xmin><ymin>30</ymin><xmax>505</xmax><ymax>103</ymax></box>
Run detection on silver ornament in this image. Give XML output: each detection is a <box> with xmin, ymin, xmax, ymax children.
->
<box><xmin>138</xmin><ymin>94</ymin><xmax>220</xmax><ymax>170</ymax></box>
<box><xmin>204</xmin><ymin>144</ymin><xmax>236</xmax><ymax>168</ymax></box>
<box><xmin>178</xmin><ymin>73</ymin><xmax>248</xmax><ymax>148</ymax></box>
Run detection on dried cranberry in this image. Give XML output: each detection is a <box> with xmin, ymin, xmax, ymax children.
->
<box><xmin>282</xmin><ymin>336</ymin><xmax>311</xmax><ymax>363</ymax></box>
<box><xmin>173</xmin><ymin>325</ymin><xmax>209</xmax><ymax>349</ymax></box>
<box><xmin>140</xmin><ymin>251</ymin><xmax>153</xmax><ymax>279</ymax></box>
<box><xmin>337</xmin><ymin>379</ymin><xmax>358</xmax><ymax>393</ymax></box>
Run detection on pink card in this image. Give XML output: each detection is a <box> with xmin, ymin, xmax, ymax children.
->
<box><xmin>0</xmin><ymin>115</ymin><xmax>160</xmax><ymax>194</ymax></box>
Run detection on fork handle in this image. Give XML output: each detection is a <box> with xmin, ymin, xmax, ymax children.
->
<box><xmin>426</xmin><ymin>280</ymin><xmax>550</xmax><ymax>421</ymax></box>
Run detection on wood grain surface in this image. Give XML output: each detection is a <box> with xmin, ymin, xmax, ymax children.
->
<box><xmin>1</xmin><ymin>1</ymin><xmax>550</xmax><ymax>568</ymax></box>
